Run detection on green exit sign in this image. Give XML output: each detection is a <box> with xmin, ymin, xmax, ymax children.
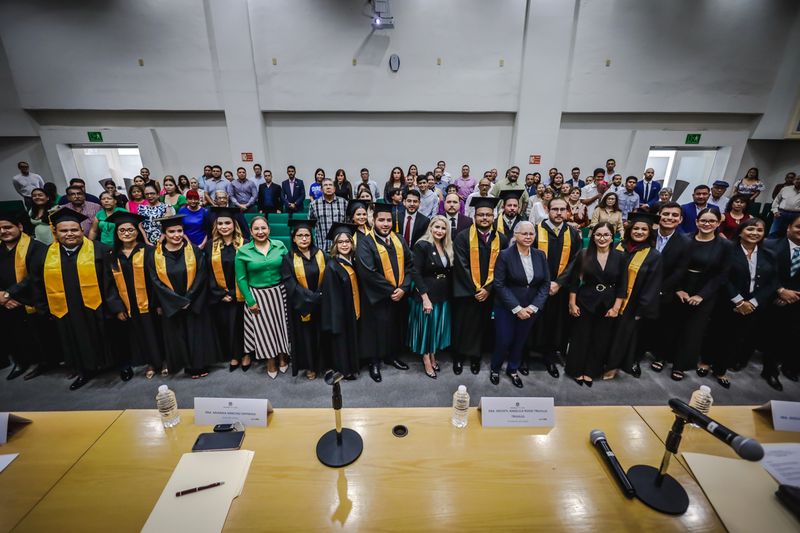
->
<box><xmin>87</xmin><ymin>131</ymin><xmax>103</xmax><ymax>143</ymax></box>
<box><xmin>685</xmin><ymin>133</ymin><xmax>701</xmax><ymax>145</ymax></box>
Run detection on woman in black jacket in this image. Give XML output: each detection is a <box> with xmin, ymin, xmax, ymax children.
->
<box><xmin>407</xmin><ymin>216</ymin><xmax>453</xmax><ymax>379</ymax></box>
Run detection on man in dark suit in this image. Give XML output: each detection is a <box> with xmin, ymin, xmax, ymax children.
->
<box><xmin>257</xmin><ymin>169</ymin><xmax>282</xmax><ymax>215</ymax></box>
<box><xmin>491</xmin><ymin>221</ymin><xmax>549</xmax><ymax>387</ymax></box>
<box><xmin>280</xmin><ymin>165</ymin><xmax>305</xmax><ymax>216</ymax></box>
<box><xmin>394</xmin><ymin>189</ymin><xmax>430</xmax><ymax>248</ymax></box>
<box><xmin>762</xmin><ymin>213</ymin><xmax>800</xmax><ymax>390</ymax></box>
<box><xmin>565</xmin><ymin>167</ymin><xmax>586</xmax><ymax>189</ymax></box>
<box><xmin>634</xmin><ymin>168</ymin><xmax>662</xmax><ymax>207</ymax></box>
<box><xmin>679</xmin><ymin>184</ymin><xmax>711</xmax><ymax>233</ymax></box>
<box><xmin>495</xmin><ymin>189</ymin><xmax>527</xmax><ymax>240</ymax></box>
<box><xmin>443</xmin><ymin>192</ymin><xmax>472</xmax><ymax>241</ymax></box>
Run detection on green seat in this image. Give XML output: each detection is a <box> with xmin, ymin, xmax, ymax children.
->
<box><xmin>270</xmin><ymin>224</ymin><xmax>291</xmax><ymax>237</ymax></box>
<box><xmin>303</xmin><ymin>199</ymin><xmax>311</xmax><ymax>209</ymax></box>
<box><xmin>0</xmin><ymin>200</ymin><xmax>25</xmax><ymax>213</ymax></box>
<box><xmin>243</xmin><ymin>213</ymin><xmax>260</xmax><ymax>225</ymax></box>
<box><xmin>580</xmin><ymin>227</ymin><xmax>591</xmax><ymax>238</ymax></box>
<box><xmin>272</xmin><ymin>235</ymin><xmax>292</xmax><ymax>249</ymax></box>
<box><xmin>268</xmin><ymin>213</ymin><xmax>290</xmax><ymax>225</ymax></box>
<box><xmin>747</xmin><ymin>202</ymin><xmax>761</xmax><ymax>217</ymax></box>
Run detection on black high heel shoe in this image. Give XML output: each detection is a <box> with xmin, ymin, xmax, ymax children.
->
<box><xmin>696</xmin><ymin>367</ymin><xmax>709</xmax><ymax>377</ymax></box>
<box><xmin>574</xmin><ymin>377</ymin><xmax>584</xmax><ymax>386</ymax></box>
<box><xmin>425</xmin><ymin>369</ymin><xmax>437</xmax><ymax>380</ymax></box>
<box><xmin>229</xmin><ymin>361</ymin><xmax>240</xmax><ymax>372</ymax></box>
<box><xmin>584</xmin><ymin>379</ymin><xmax>593</xmax><ymax>388</ymax></box>
<box><xmin>241</xmin><ymin>357</ymin><xmax>252</xmax><ymax>372</ymax></box>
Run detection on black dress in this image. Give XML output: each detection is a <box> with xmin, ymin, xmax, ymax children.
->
<box><xmin>104</xmin><ymin>243</ymin><xmax>164</xmax><ymax>368</ymax></box>
<box><xmin>565</xmin><ymin>248</ymin><xmax>627</xmax><ymax>378</ymax></box>
<box><xmin>320</xmin><ymin>257</ymin><xmax>361</xmax><ymax>376</ymax></box>
<box><xmin>146</xmin><ymin>243</ymin><xmax>221</xmax><ymax>373</ymax></box>
<box><xmin>281</xmin><ymin>247</ymin><xmax>325</xmax><ymax>375</ymax></box>
<box><xmin>606</xmin><ymin>244</ymin><xmax>663</xmax><ymax>372</ymax></box>
<box><xmin>209</xmin><ymin>242</ymin><xmax>245</xmax><ymax>362</ymax></box>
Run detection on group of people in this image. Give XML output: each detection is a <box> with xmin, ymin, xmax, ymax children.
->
<box><xmin>2</xmin><ymin>159</ymin><xmax>799</xmax><ymax>393</ymax></box>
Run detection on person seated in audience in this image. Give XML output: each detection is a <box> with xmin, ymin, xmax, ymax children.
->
<box><xmin>309</xmin><ymin>168</ymin><xmax>325</xmax><ymax>201</ymax></box>
<box><xmin>138</xmin><ymin>183</ymin><xmax>169</xmax><ymax>246</ymax></box>
<box><xmin>257</xmin><ymin>169</ymin><xmax>282</xmax><ymax>215</ymax></box>
<box><xmin>127</xmin><ymin>184</ymin><xmax>146</xmax><ymax>215</ymax></box>
<box><xmin>28</xmin><ymin>187</ymin><xmax>55</xmax><ymax>245</ymax></box>
<box><xmin>88</xmin><ymin>191</ymin><xmax>125</xmax><ymax>246</ymax></box>
<box><xmin>591</xmin><ymin>192</ymin><xmax>623</xmax><ymax>237</ymax></box>
<box><xmin>103</xmin><ymin>179</ymin><xmax>128</xmax><ymax>209</ymax></box>
<box><xmin>334</xmin><ymin>168</ymin><xmax>352</xmax><ymax>200</ymax></box>
<box><xmin>161</xmin><ymin>175</ymin><xmax>187</xmax><ymax>213</ymax></box>
<box><xmin>679</xmin><ymin>185</ymin><xmax>712</xmax><ymax>234</ymax></box>
<box><xmin>57</xmin><ymin>178</ymin><xmax>101</xmax><ymax>205</ymax></box>
<box><xmin>63</xmin><ymin>185</ymin><xmax>101</xmax><ymax>236</ymax></box>
<box><xmin>720</xmin><ymin>194</ymin><xmax>751</xmax><ymax>239</ymax></box>
<box><xmin>384</xmin><ymin>167</ymin><xmax>406</xmax><ymax>200</ymax></box>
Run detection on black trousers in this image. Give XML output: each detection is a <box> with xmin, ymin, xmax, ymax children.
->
<box><xmin>565</xmin><ymin>307</ymin><xmax>617</xmax><ymax>378</ymax></box>
<box><xmin>762</xmin><ymin>301</ymin><xmax>800</xmax><ymax>377</ymax></box>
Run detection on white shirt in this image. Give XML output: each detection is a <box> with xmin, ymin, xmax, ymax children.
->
<box><xmin>731</xmin><ymin>245</ymin><xmax>759</xmax><ymax>307</ymax></box>
<box><xmin>511</xmin><ymin>250</ymin><xmax>539</xmax><ymax>315</ymax></box>
<box><xmin>580</xmin><ymin>183</ymin><xmax>600</xmax><ymax>217</ymax></box>
<box><xmin>608</xmin><ymin>184</ymin><xmax>624</xmax><ymax>195</ymax></box>
<box><xmin>708</xmin><ymin>195</ymin><xmax>729</xmax><ymax>213</ymax></box>
<box><xmin>466</xmin><ymin>192</ymin><xmax>494</xmax><ymax>220</ymax></box>
<box><xmin>12</xmin><ymin>172</ymin><xmax>44</xmax><ymax>197</ymax></box>
<box><xmin>529</xmin><ymin>201</ymin><xmax>548</xmax><ymax>225</ymax></box>
<box><xmin>402</xmin><ymin>212</ymin><xmax>417</xmax><ymax>240</ymax></box>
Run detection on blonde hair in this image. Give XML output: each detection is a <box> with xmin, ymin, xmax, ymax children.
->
<box><xmin>417</xmin><ymin>215</ymin><xmax>454</xmax><ymax>262</ymax></box>
<box><xmin>211</xmin><ymin>216</ymin><xmax>244</xmax><ymax>252</ymax></box>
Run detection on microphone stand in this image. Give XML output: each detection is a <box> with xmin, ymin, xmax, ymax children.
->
<box><xmin>316</xmin><ymin>371</ymin><xmax>363</xmax><ymax>468</ymax></box>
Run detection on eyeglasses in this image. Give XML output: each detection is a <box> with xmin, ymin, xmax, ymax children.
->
<box><xmin>118</xmin><ymin>228</ymin><xmax>137</xmax><ymax>235</ymax></box>
<box><xmin>697</xmin><ymin>219</ymin><xmax>718</xmax><ymax>225</ymax></box>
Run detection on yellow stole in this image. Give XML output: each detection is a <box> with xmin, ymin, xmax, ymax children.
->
<box><xmin>112</xmin><ymin>248</ymin><xmax>149</xmax><ymax>314</ymax></box>
<box><xmin>211</xmin><ymin>240</ymin><xmax>244</xmax><ymax>302</ymax></box>
<box><xmin>293</xmin><ymin>249</ymin><xmax>326</xmax><ymax>322</ymax></box>
<box><xmin>469</xmin><ymin>225</ymin><xmax>500</xmax><ymax>291</ymax></box>
<box><xmin>154</xmin><ymin>242</ymin><xmax>196</xmax><ymax>292</ymax></box>
<box><xmin>616</xmin><ymin>244</ymin><xmax>650</xmax><ymax>314</ymax></box>
<box><xmin>341</xmin><ymin>261</ymin><xmax>361</xmax><ymax>319</ymax></box>
<box><xmin>370</xmin><ymin>232</ymin><xmax>405</xmax><ymax>288</ymax></box>
<box><xmin>44</xmin><ymin>238</ymin><xmax>102</xmax><ymax>318</ymax></box>
<box><xmin>537</xmin><ymin>223</ymin><xmax>572</xmax><ymax>277</ymax></box>
<box><xmin>14</xmin><ymin>233</ymin><xmax>35</xmax><ymax>314</ymax></box>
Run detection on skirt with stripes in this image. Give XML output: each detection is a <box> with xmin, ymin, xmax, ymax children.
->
<box><xmin>244</xmin><ymin>284</ymin><xmax>291</xmax><ymax>360</ymax></box>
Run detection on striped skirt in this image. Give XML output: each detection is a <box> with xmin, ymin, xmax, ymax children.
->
<box><xmin>244</xmin><ymin>284</ymin><xmax>291</xmax><ymax>360</ymax></box>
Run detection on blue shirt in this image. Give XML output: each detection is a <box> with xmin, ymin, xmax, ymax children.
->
<box><xmin>618</xmin><ymin>190</ymin><xmax>641</xmax><ymax>221</ymax></box>
<box><xmin>231</xmin><ymin>178</ymin><xmax>258</xmax><ymax>208</ymax></box>
<box><xmin>309</xmin><ymin>182</ymin><xmax>323</xmax><ymax>201</ymax></box>
<box><xmin>178</xmin><ymin>206</ymin><xmax>209</xmax><ymax>246</ymax></box>
<box><xmin>205</xmin><ymin>178</ymin><xmax>233</xmax><ymax>203</ymax></box>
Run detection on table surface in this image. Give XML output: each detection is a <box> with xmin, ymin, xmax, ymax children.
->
<box><xmin>12</xmin><ymin>406</ymin><xmax>725</xmax><ymax>532</ymax></box>
<box><xmin>0</xmin><ymin>410</ymin><xmax>122</xmax><ymax>533</ymax></box>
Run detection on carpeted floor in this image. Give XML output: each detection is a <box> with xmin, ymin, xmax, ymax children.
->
<box><xmin>1</xmin><ymin>352</ymin><xmax>797</xmax><ymax>411</ymax></box>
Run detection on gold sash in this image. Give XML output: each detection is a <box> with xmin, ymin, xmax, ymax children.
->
<box><xmin>112</xmin><ymin>248</ymin><xmax>149</xmax><ymax>314</ymax></box>
<box><xmin>537</xmin><ymin>223</ymin><xmax>572</xmax><ymax>277</ymax></box>
<box><xmin>14</xmin><ymin>233</ymin><xmax>35</xmax><ymax>314</ymax></box>
<box><xmin>154</xmin><ymin>242</ymin><xmax>196</xmax><ymax>292</ymax></box>
<box><xmin>496</xmin><ymin>216</ymin><xmax>506</xmax><ymax>235</ymax></box>
<box><xmin>341</xmin><ymin>262</ymin><xmax>361</xmax><ymax>319</ymax></box>
<box><xmin>294</xmin><ymin>250</ymin><xmax>326</xmax><ymax>322</ymax></box>
<box><xmin>469</xmin><ymin>225</ymin><xmax>500</xmax><ymax>291</ymax></box>
<box><xmin>617</xmin><ymin>244</ymin><xmax>650</xmax><ymax>314</ymax></box>
<box><xmin>44</xmin><ymin>238</ymin><xmax>102</xmax><ymax>318</ymax></box>
<box><xmin>211</xmin><ymin>241</ymin><xmax>244</xmax><ymax>302</ymax></box>
<box><xmin>370</xmin><ymin>232</ymin><xmax>405</xmax><ymax>288</ymax></box>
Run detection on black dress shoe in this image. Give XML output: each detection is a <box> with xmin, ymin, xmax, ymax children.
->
<box><xmin>782</xmin><ymin>369</ymin><xmax>799</xmax><ymax>382</ymax></box>
<box><xmin>241</xmin><ymin>361</ymin><xmax>251</xmax><ymax>372</ymax></box>
<box><xmin>584</xmin><ymin>380</ymin><xmax>593</xmax><ymax>388</ymax></box>
<box><xmin>573</xmin><ymin>377</ymin><xmax>584</xmax><ymax>387</ymax></box>
<box><xmin>229</xmin><ymin>362</ymin><xmax>239</xmax><ymax>372</ymax></box>
<box><xmin>518</xmin><ymin>365</ymin><xmax>529</xmax><ymax>376</ymax></box>
<box><xmin>369</xmin><ymin>364</ymin><xmax>382</xmax><ymax>383</ymax></box>
<box><xmin>716</xmin><ymin>376</ymin><xmax>731</xmax><ymax>389</ymax></box>
<box><xmin>489</xmin><ymin>371</ymin><xmax>500</xmax><ymax>385</ymax></box>
<box><xmin>630</xmin><ymin>364</ymin><xmax>641</xmax><ymax>378</ymax></box>
<box><xmin>69</xmin><ymin>375</ymin><xmax>90</xmax><ymax>390</ymax></box>
<box><xmin>6</xmin><ymin>365</ymin><xmax>27</xmax><ymax>380</ymax></box>
<box><xmin>120</xmin><ymin>367</ymin><xmax>134</xmax><ymax>382</ymax></box>
<box><xmin>23</xmin><ymin>365</ymin><xmax>46</xmax><ymax>380</ymax></box>
<box><xmin>386</xmin><ymin>359</ymin><xmax>409</xmax><ymax>370</ymax></box>
<box><xmin>470</xmin><ymin>361</ymin><xmax>481</xmax><ymax>375</ymax></box>
<box><xmin>696</xmin><ymin>367</ymin><xmax>709</xmax><ymax>377</ymax></box>
<box><xmin>545</xmin><ymin>363</ymin><xmax>560</xmax><ymax>379</ymax></box>
<box><xmin>343</xmin><ymin>374</ymin><xmax>357</xmax><ymax>380</ymax></box>
<box><xmin>764</xmin><ymin>375</ymin><xmax>783</xmax><ymax>391</ymax></box>
<box><xmin>507</xmin><ymin>372</ymin><xmax>523</xmax><ymax>388</ymax></box>
<box><xmin>453</xmin><ymin>361</ymin><xmax>463</xmax><ymax>375</ymax></box>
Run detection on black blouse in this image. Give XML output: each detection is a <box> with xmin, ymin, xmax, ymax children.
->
<box><xmin>410</xmin><ymin>240</ymin><xmax>452</xmax><ymax>303</ymax></box>
<box><xmin>570</xmin><ymin>248</ymin><xmax>628</xmax><ymax>313</ymax></box>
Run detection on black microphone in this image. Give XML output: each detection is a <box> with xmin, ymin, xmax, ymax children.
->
<box><xmin>590</xmin><ymin>430</ymin><xmax>636</xmax><ymax>498</ymax></box>
<box><xmin>668</xmin><ymin>399</ymin><xmax>764</xmax><ymax>461</ymax></box>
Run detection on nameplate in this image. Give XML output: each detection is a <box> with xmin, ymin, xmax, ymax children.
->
<box><xmin>754</xmin><ymin>400</ymin><xmax>800</xmax><ymax>432</ymax></box>
<box><xmin>0</xmin><ymin>413</ymin><xmax>32</xmax><ymax>445</ymax></box>
<box><xmin>194</xmin><ymin>398</ymin><xmax>272</xmax><ymax>427</ymax></box>
<box><xmin>479</xmin><ymin>397</ymin><xmax>555</xmax><ymax>427</ymax></box>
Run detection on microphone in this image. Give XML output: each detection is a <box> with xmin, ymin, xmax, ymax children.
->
<box><xmin>590</xmin><ymin>429</ymin><xmax>636</xmax><ymax>498</ymax></box>
<box><xmin>668</xmin><ymin>399</ymin><xmax>764</xmax><ymax>461</ymax></box>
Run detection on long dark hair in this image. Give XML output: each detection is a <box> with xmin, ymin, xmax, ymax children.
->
<box><xmin>29</xmin><ymin>187</ymin><xmax>54</xmax><ymax>223</ymax></box>
<box><xmin>694</xmin><ymin>206</ymin><xmax>722</xmax><ymax>237</ymax></box>
<box><xmin>582</xmin><ymin>222</ymin><xmax>616</xmax><ymax>277</ymax></box>
<box><xmin>740</xmin><ymin>167</ymin><xmax>759</xmax><ymax>181</ymax></box>
<box><xmin>112</xmin><ymin>222</ymin><xmax>145</xmax><ymax>254</ymax></box>
<box><xmin>622</xmin><ymin>218</ymin><xmax>655</xmax><ymax>248</ymax></box>
<box><xmin>599</xmin><ymin>192</ymin><xmax>620</xmax><ymax>212</ymax></box>
<box><xmin>725</xmin><ymin>193</ymin><xmax>750</xmax><ymax>214</ymax></box>
<box><xmin>733</xmin><ymin>217</ymin><xmax>765</xmax><ymax>245</ymax></box>
<box><xmin>389</xmin><ymin>166</ymin><xmax>405</xmax><ymax>185</ymax></box>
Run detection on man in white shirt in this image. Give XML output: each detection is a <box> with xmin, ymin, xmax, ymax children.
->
<box><xmin>436</xmin><ymin>160</ymin><xmax>452</xmax><ymax>182</ymax></box>
<box><xmin>12</xmin><ymin>161</ymin><xmax>44</xmax><ymax>209</ymax></box>
<box><xmin>707</xmin><ymin>180</ymin><xmax>730</xmax><ymax>213</ymax></box>
<box><xmin>466</xmin><ymin>175</ymin><xmax>494</xmax><ymax>220</ymax></box>
<box><xmin>607</xmin><ymin>174</ymin><xmax>624</xmax><ymax>195</ymax></box>
<box><xmin>581</xmin><ymin>169</ymin><xmax>607</xmax><ymax>217</ymax></box>
<box><xmin>605</xmin><ymin>158</ymin><xmax>619</xmax><ymax>181</ymax></box>
<box><xmin>358</xmin><ymin>168</ymin><xmax>381</xmax><ymax>199</ymax></box>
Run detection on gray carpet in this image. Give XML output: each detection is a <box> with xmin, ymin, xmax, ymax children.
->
<box><xmin>1</xmin><ymin>353</ymin><xmax>797</xmax><ymax>411</ymax></box>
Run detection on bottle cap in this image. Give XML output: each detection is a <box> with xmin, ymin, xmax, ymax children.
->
<box><xmin>158</xmin><ymin>384</ymin><xmax>168</xmax><ymax>393</ymax></box>
<box><xmin>699</xmin><ymin>385</ymin><xmax>711</xmax><ymax>393</ymax></box>
<box><xmin>458</xmin><ymin>385</ymin><xmax>466</xmax><ymax>393</ymax></box>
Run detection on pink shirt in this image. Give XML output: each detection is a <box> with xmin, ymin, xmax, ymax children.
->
<box><xmin>453</xmin><ymin>176</ymin><xmax>476</xmax><ymax>200</ymax></box>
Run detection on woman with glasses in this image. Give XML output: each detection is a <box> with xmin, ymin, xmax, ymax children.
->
<box><xmin>138</xmin><ymin>183</ymin><xmax>169</xmax><ymax>246</ymax></box>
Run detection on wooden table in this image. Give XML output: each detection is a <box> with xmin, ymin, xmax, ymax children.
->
<box><xmin>14</xmin><ymin>407</ymin><xmax>723</xmax><ymax>532</ymax></box>
<box><xmin>0</xmin><ymin>410</ymin><xmax>122</xmax><ymax>532</ymax></box>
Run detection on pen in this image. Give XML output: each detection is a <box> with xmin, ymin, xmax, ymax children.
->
<box><xmin>175</xmin><ymin>481</ymin><xmax>225</xmax><ymax>497</ymax></box>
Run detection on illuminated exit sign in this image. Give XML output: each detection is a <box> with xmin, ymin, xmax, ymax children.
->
<box><xmin>87</xmin><ymin>131</ymin><xmax>103</xmax><ymax>143</ymax></box>
<box><xmin>685</xmin><ymin>133</ymin><xmax>701</xmax><ymax>145</ymax></box>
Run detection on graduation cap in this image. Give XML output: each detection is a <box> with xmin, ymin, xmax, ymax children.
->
<box><xmin>50</xmin><ymin>207</ymin><xmax>88</xmax><ymax>226</ymax></box>
<box><xmin>627</xmin><ymin>211</ymin><xmax>660</xmax><ymax>225</ymax></box>
<box><xmin>347</xmin><ymin>199</ymin><xmax>370</xmax><ymax>217</ymax></box>
<box><xmin>154</xmin><ymin>214</ymin><xmax>186</xmax><ymax>229</ymax></box>
<box><xmin>288</xmin><ymin>218</ymin><xmax>315</xmax><ymax>234</ymax></box>
<box><xmin>498</xmin><ymin>189</ymin><xmax>523</xmax><ymax>202</ymax></box>
<box><xmin>469</xmin><ymin>196</ymin><xmax>500</xmax><ymax>210</ymax></box>
<box><xmin>372</xmin><ymin>202</ymin><xmax>395</xmax><ymax>214</ymax></box>
<box><xmin>326</xmin><ymin>222</ymin><xmax>357</xmax><ymax>242</ymax></box>
<box><xmin>209</xmin><ymin>206</ymin><xmax>240</xmax><ymax>219</ymax></box>
<box><xmin>0</xmin><ymin>210</ymin><xmax>26</xmax><ymax>225</ymax></box>
<box><xmin>105</xmin><ymin>211</ymin><xmax>145</xmax><ymax>226</ymax></box>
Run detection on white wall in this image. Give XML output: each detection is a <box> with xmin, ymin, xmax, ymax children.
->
<box><xmin>738</xmin><ymin>140</ymin><xmax>800</xmax><ymax>194</ymax></box>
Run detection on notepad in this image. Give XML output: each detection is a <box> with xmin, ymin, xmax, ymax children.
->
<box><xmin>142</xmin><ymin>450</ymin><xmax>254</xmax><ymax>533</ymax></box>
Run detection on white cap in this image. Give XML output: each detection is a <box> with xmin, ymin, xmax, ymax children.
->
<box><xmin>158</xmin><ymin>384</ymin><xmax>168</xmax><ymax>393</ymax></box>
<box><xmin>699</xmin><ymin>385</ymin><xmax>711</xmax><ymax>393</ymax></box>
<box><xmin>458</xmin><ymin>385</ymin><xmax>466</xmax><ymax>393</ymax></box>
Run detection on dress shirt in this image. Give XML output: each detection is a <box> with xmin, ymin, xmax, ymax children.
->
<box><xmin>618</xmin><ymin>191</ymin><xmax>641</xmax><ymax>220</ymax></box>
<box><xmin>231</xmin><ymin>178</ymin><xmax>258</xmax><ymax>208</ymax></box>
<box><xmin>465</xmin><ymin>192</ymin><xmax>494</xmax><ymax>219</ymax></box>
<box><xmin>641</xmin><ymin>179</ymin><xmax>653</xmax><ymax>203</ymax></box>
<box><xmin>708</xmin><ymin>195</ymin><xmax>729</xmax><ymax>213</ymax></box>
<box><xmin>453</xmin><ymin>176</ymin><xmax>476</xmax><ymax>200</ymax></box>
<box><xmin>773</xmin><ymin>186</ymin><xmax>800</xmax><ymax>214</ymax></box>
<box><xmin>790</xmin><ymin>240</ymin><xmax>800</xmax><ymax>278</ymax></box>
<box><xmin>234</xmin><ymin>239</ymin><xmax>288</xmax><ymax>306</ymax></box>
<box><xmin>68</xmin><ymin>202</ymin><xmax>101</xmax><ymax>236</ymax></box>
<box><xmin>250</xmin><ymin>175</ymin><xmax>265</xmax><ymax>188</ymax></box>
<box><xmin>403</xmin><ymin>212</ymin><xmax>417</xmax><ymax>243</ymax></box>
<box><xmin>655</xmin><ymin>229</ymin><xmax>674</xmax><ymax>253</ymax></box>
<box><xmin>608</xmin><ymin>184</ymin><xmax>624</xmax><ymax>195</ymax></box>
<box><xmin>419</xmin><ymin>189</ymin><xmax>439</xmax><ymax>219</ymax></box>
<box><xmin>544</xmin><ymin>219</ymin><xmax>564</xmax><ymax>235</ymax></box>
<box><xmin>310</xmin><ymin>196</ymin><xmax>348</xmax><ymax>251</ymax></box>
<box><xmin>359</xmin><ymin>180</ymin><xmax>381</xmax><ymax>199</ymax></box>
<box><xmin>205</xmin><ymin>178</ymin><xmax>233</xmax><ymax>203</ymax></box>
<box><xmin>511</xmin><ymin>250</ymin><xmax>540</xmax><ymax>315</ymax></box>
<box><xmin>731</xmin><ymin>245</ymin><xmax>759</xmax><ymax>307</ymax></box>
<box><xmin>12</xmin><ymin>172</ymin><xmax>44</xmax><ymax>197</ymax></box>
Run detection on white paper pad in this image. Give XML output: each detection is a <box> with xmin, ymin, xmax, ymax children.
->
<box><xmin>683</xmin><ymin>452</ymin><xmax>799</xmax><ymax>533</ymax></box>
<box><xmin>142</xmin><ymin>450</ymin><xmax>254</xmax><ymax>533</ymax></box>
<box><xmin>0</xmin><ymin>453</ymin><xmax>19</xmax><ymax>473</ymax></box>
<box><xmin>761</xmin><ymin>443</ymin><xmax>800</xmax><ymax>486</ymax></box>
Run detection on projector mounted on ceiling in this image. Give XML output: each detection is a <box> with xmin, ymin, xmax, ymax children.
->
<box><xmin>371</xmin><ymin>0</ymin><xmax>394</xmax><ymax>29</ymax></box>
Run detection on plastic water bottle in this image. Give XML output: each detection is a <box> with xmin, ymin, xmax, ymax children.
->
<box><xmin>156</xmin><ymin>385</ymin><xmax>181</xmax><ymax>428</ymax></box>
<box><xmin>688</xmin><ymin>385</ymin><xmax>713</xmax><ymax>428</ymax></box>
<box><xmin>451</xmin><ymin>385</ymin><xmax>470</xmax><ymax>428</ymax></box>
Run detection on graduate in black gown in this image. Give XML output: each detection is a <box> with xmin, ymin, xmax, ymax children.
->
<box><xmin>529</xmin><ymin>197</ymin><xmax>582</xmax><ymax>378</ymax></box>
<box><xmin>0</xmin><ymin>210</ymin><xmax>47</xmax><ymax>379</ymax></box>
<box><xmin>145</xmin><ymin>214</ymin><xmax>221</xmax><ymax>378</ymax></box>
<box><xmin>452</xmin><ymin>196</ymin><xmax>508</xmax><ymax>375</ymax></box>
<box><xmin>208</xmin><ymin>207</ymin><xmax>247</xmax><ymax>373</ymax></box>
<box><xmin>281</xmin><ymin>218</ymin><xmax>326</xmax><ymax>379</ymax></box>
<box><xmin>320</xmin><ymin>222</ymin><xmax>361</xmax><ymax>378</ymax></box>
<box><xmin>103</xmin><ymin>211</ymin><xmax>164</xmax><ymax>379</ymax></box>
<box><xmin>356</xmin><ymin>202</ymin><xmax>413</xmax><ymax>382</ymax></box>
<box><xmin>605</xmin><ymin>211</ymin><xmax>663</xmax><ymax>379</ymax></box>
<box><xmin>36</xmin><ymin>208</ymin><xmax>118</xmax><ymax>390</ymax></box>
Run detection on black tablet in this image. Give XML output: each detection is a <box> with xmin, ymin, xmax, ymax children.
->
<box><xmin>191</xmin><ymin>431</ymin><xmax>245</xmax><ymax>452</ymax></box>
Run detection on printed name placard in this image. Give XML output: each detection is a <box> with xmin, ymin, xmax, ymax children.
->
<box><xmin>754</xmin><ymin>401</ymin><xmax>800</xmax><ymax>432</ymax></box>
<box><xmin>194</xmin><ymin>397</ymin><xmax>272</xmax><ymax>427</ymax></box>
<box><xmin>479</xmin><ymin>397</ymin><xmax>555</xmax><ymax>427</ymax></box>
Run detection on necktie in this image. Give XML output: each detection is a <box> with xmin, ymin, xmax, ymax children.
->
<box><xmin>792</xmin><ymin>247</ymin><xmax>800</xmax><ymax>277</ymax></box>
<box><xmin>404</xmin><ymin>215</ymin><xmax>412</xmax><ymax>243</ymax></box>
<box><xmin>450</xmin><ymin>217</ymin><xmax>456</xmax><ymax>230</ymax></box>
<box><xmin>481</xmin><ymin>232</ymin><xmax>489</xmax><ymax>244</ymax></box>
<box><xmin>644</xmin><ymin>182</ymin><xmax>650</xmax><ymax>201</ymax></box>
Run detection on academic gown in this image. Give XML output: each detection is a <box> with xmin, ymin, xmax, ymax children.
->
<box><xmin>355</xmin><ymin>232</ymin><xmax>413</xmax><ymax>364</ymax></box>
<box><xmin>320</xmin><ymin>257</ymin><xmax>361</xmax><ymax>376</ymax></box>
<box><xmin>281</xmin><ymin>247</ymin><xmax>325</xmax><ymax>375</ymax></box>
<box><xmin>606</xmin><ymin>244</ymin><xmax>663</xmax><ymax>371</ymax></box>
<box><xmin>530</xmin><ymin>223</ymin><xmax>582</xmax><ymax>359</ymax></box>
<box><xmin>104</xmin><ymin>244</ymin><xmax>164</xmax><ymax>368</ymax></box>
<box><xmin>451</xmin><ymin>227</ymin><xmax>509</xmax><ymax>360</ymax></box>
<box><xmin>146</xmin><ymin>244</ymin><xmax>221</xmax><ymax>372</ymax></box>
<box><xmin>209</xmin><ymin>243</ymin><xmax>245</xmax><ymax>362</ymax></box>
